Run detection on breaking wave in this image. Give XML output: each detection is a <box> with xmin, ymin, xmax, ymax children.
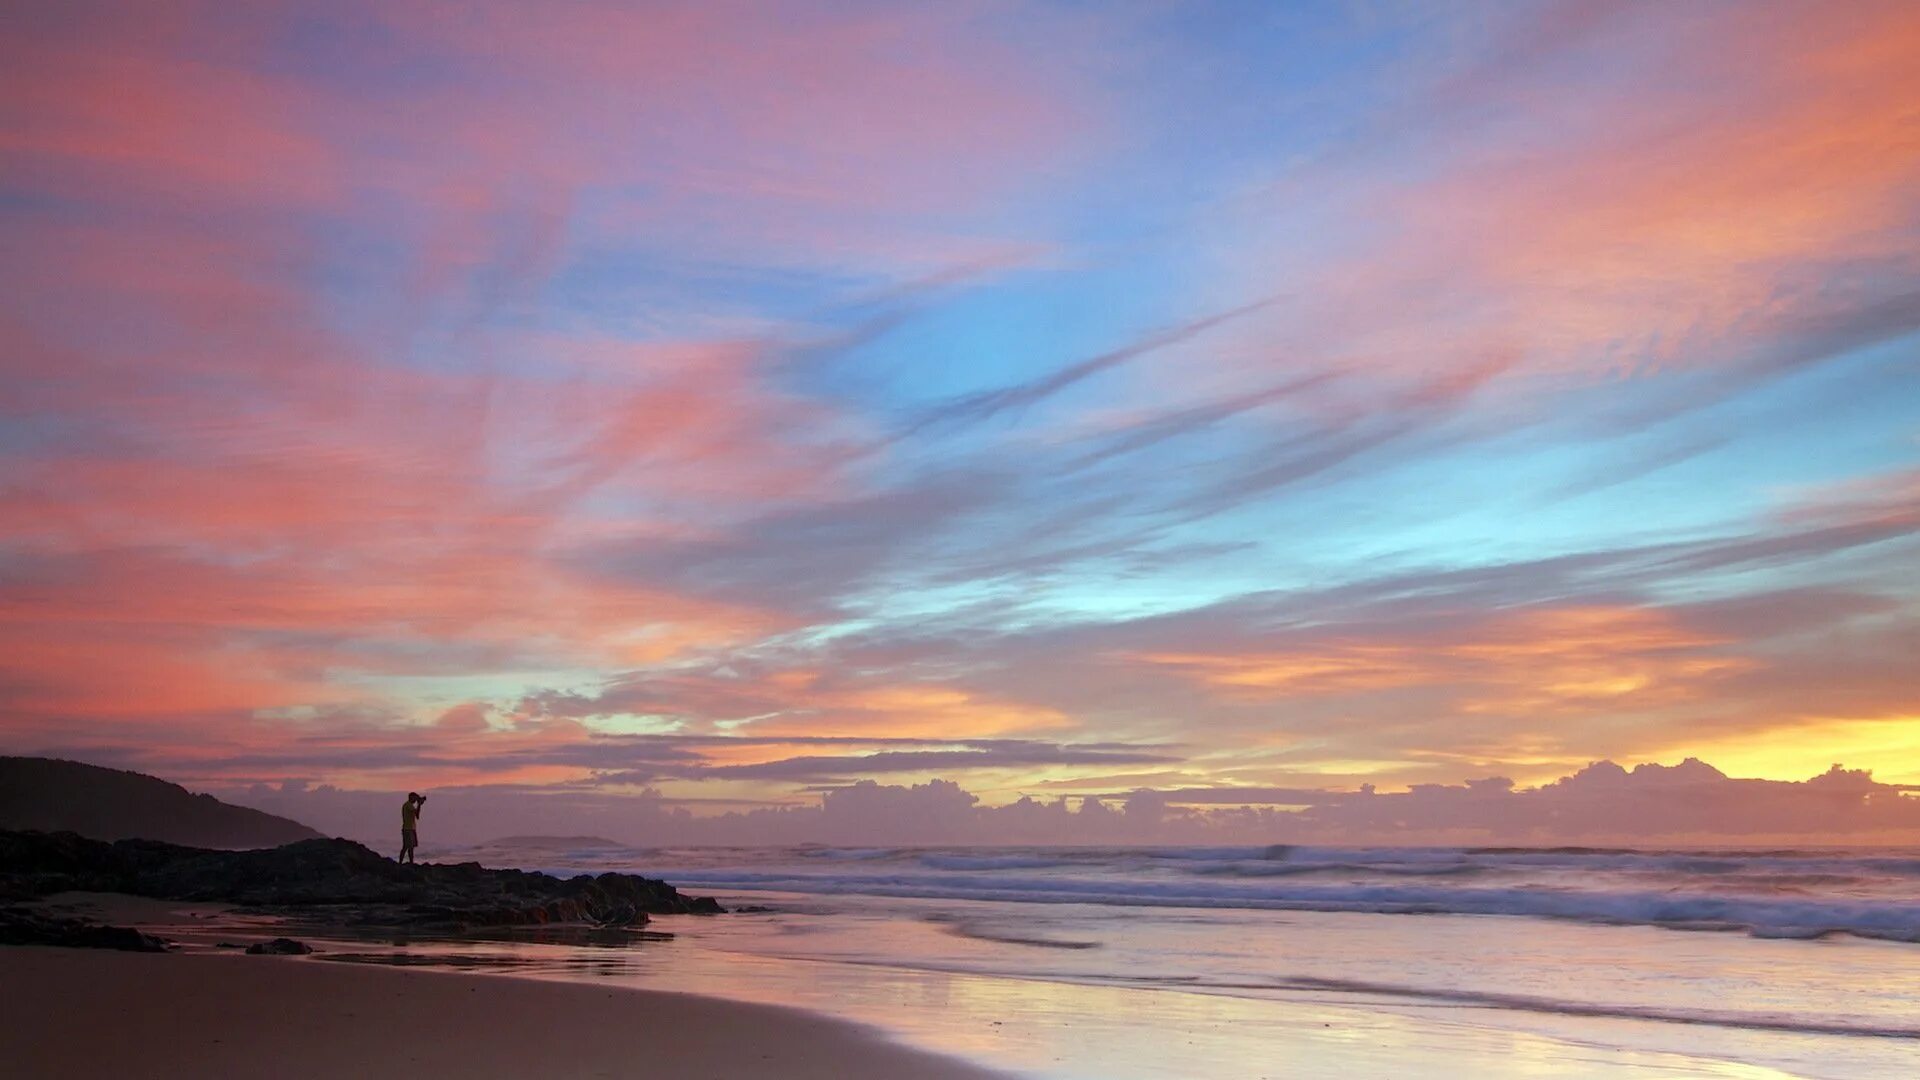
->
<box><xmin>475</xmin><ymin>839</ymin><xmax>1920</xmax><ymax>942</ymax></box>
<box><xmin>648</xmin><ymin>865</ymin><xmax>1920</xmax><ymax>942</ymax></box>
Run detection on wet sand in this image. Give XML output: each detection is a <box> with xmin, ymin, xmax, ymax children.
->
<box><xmin>0</xmin><ymin>946</ymin><xmax>1009</xmax><ymax>1079</ymax></box>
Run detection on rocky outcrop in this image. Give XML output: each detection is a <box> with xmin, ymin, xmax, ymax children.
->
<box><xmin>245</xmin><ymin>937</ymin><xmax>314</xmax><ymax>955</ymax></box>
<box><xmin>0</xmin><ymin>757</ymin><xmax>323</xmax><ymax>849</ymax></box>
<box><xmin>0</xmin><ymin>906</ymin><xmax>171</xmax><ymax>952</ymax></box>
<box><xmin>0</xmin><ymin>830</ymin><xmax>725</xmax><ymax>932</ymax></box>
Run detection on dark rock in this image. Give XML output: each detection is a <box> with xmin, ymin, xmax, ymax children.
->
<box><xmin>0</xmin><ymin>906</ymin><xmax>171</xmax><ymax>952</ymax></box>
<box><xmin>0</xmin><ymin>830</ymin><xmax>720</xmax><ymax>932</ymax></box>
<box><xmin>594</xmin><ymin>902</ymin><xmax>640</xmax><ymax>927</ymax></box>
<box><xmin>245</xmin><ymin>937</ymin><xmax>313</xmax><ymax>955</ymax></box>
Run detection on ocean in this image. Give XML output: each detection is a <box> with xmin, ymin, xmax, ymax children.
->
<box><xmin>411</xmin><ymin>840</ymin><xmax>1920</xmax><ymax>1078</ymax></box>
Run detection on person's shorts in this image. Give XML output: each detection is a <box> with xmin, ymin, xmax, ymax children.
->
<box><xmin>402</xmin><ymin>828</ymin><xmax>418</xmax><ymax>848</ymax></box>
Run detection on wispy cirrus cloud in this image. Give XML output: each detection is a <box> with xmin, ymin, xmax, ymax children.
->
<box><xmin>2</xmin><ymin>1</ymin><xmax>1917</xmax><ymax>817</ymax></box>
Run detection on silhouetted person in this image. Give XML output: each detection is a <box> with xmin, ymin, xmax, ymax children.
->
<box><xmin>399</xmin><ymin>792</ymin><xmax>426</xmax><ymax>864</ymax></box>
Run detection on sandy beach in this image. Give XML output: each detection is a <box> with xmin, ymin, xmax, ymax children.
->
<box><xmin>0</xmin><ymin>946</ymin><xmax>1006</xmax><ymax>1080</ymax></box>
<box><xmin>11</xmin><ymin>862</ymin><xmax>1920</xmax><ymax>1079</ymax></box>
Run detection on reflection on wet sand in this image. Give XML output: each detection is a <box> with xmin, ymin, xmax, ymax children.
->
<box><xmin>109</xmin><ymin>891</ymin><xmax>1919</xmax><ymax>1080</ymax></box>
<box><xmin>317</xmin><ymin>950</ymin><xmax>639</xmax><ymax>981</ymax></box>
<box><xmin>349</xmin><ymin>924</ymin><xmax>676</xmax><ymax>950</ymax></box>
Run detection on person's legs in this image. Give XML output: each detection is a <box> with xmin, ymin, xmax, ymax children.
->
<box><xmin>400</xmin><ymin>829</ymin><xmax>416</xmax><ymax>863</ymax></box>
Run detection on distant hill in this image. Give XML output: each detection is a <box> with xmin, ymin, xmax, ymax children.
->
<box><xmin>0</xmin><ymin>757</ymin><xmax>323</xmax><ymax>848</ymax></box>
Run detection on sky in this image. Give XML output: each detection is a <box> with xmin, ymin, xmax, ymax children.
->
<box><xmin>2</xmin><ymin>1</ymin><xmax>1917</xmax><ymax>844</ymax></box>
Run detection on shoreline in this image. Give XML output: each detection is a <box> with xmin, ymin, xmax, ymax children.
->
<box><xmin>8</xmin><ymin>887</ymin><xmax>1910</xmax><ymax>1078</ymax></box>
<box><xmin>13</xmin><ymin>866</ymin><xmax>1920</xmax><ymax>1080</ymax></box>
<box><xmin>0</xmin><ymin>945</ymin><xmax>1010</xmax><ymax>1080</ymax></box>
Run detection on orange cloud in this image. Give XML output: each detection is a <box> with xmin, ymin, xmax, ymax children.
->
<box><xmin>1136</xmin><ymin>604</ymin><xmax>1748</xmax><ymax>717</ymax></box>
<box><xmin>580</xmin><ymin>667</ymin><xmax>1071</xmax><ymax>742</ymax></box>
<box><xmin>789</xmin><ymin>683</ymin><xmax>1070</xmax><ymax>740</ymax></box>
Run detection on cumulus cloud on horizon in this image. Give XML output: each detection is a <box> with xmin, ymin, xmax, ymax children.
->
<box><xmin>205</xmin><ymin>756</ymin><xmax>1920</xmax><ymax>850</ymax></box>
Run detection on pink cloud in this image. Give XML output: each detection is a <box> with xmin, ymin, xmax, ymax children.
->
<box><xmin>3</xmin><ymin>1</ymin><xmax>1913</xmax><ymax>807</ymax></box>
<box><xmin>1150</xmin><ymin>2</ymin><xmax>1920</xmax><ymax>420</ymax></box>
<box><xmin>3</xmin><ymin>0</ymin><xmax>1097</xmax><ymax>289</ymax></box>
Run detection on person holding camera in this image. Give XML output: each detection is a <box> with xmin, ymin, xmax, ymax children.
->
<box><xmin>399</xmin><ymin>792</ymin><xmax>427</xmax><ymax>864</ymax></box>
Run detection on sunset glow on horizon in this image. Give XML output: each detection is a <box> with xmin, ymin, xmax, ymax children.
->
<box><xmin>3</xmin><ymin>1</ymin><xmax>1917</xmax><ymax>837</ymax></box>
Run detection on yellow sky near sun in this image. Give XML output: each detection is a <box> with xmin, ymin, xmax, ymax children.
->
<box><xmin>1658</xmin><ymin>715</ymin><xmax>1920</xmax><ymax>786</ymax></box>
